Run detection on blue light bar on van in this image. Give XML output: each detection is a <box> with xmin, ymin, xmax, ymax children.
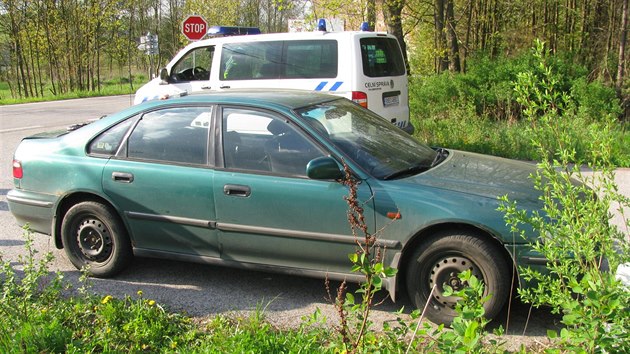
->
<box><xmin>360</xmin><ymin>22</ymin><xmax>372</xmax><ymax>31</ymax></box>
<box><xmin>207</xmin><ymin>26</ymin><xmax>261</xmax><ymax>37</ymax></box>
<box><xmin>317</xmin><ymin>19</ymin><xmax>327</xmax><ymax>32</ymax></box>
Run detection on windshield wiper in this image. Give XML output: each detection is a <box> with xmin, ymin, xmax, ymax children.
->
<box><xmin>381</xmin><ymin>148</ymin><xmax>449</xmax><ymax>180</ymax></box>
<box><xmin>430</xmin><ymin>147</ymin><xmax>449</xmax><ymax>167</ymax></box>
<box><xmin>382</xmin><ymin>163</ymin><xmax>431</xmax><ymax>180</ymax></box>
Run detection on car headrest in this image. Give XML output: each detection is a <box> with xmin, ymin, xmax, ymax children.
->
<box><xmin>267</xmin><ymin>119</ymin><xmax>290</xmax><ymax>136</ymax></box>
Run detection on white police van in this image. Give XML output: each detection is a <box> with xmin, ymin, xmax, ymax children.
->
<box><xmin>134</xmin><ymin>22</ymin><xmax>412</xmax><ymax>133</ymax></box>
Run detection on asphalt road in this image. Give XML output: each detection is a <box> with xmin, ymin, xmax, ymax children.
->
<box><xmin>1</xmin><ymin>96</ymin><xmax>627</xmax><ymax>346</ymax></box>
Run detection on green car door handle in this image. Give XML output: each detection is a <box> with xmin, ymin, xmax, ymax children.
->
<box><xmin>112</xmin><ymin>172</ymin><xmax>134</xmax><ymax>183</ymax></box>
<box><xmin>224</xmin><ymin>184</ymin><xmax>251</xmax><ymax>197</ymax></box>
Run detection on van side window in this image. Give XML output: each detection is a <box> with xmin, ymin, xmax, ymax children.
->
<box><xmin>171</xmin><ymin>46</ymin><xmax>214</xmax><ymax>82</ymax></box>
<box><xmin>360</xmin><ymin>38</ymin><xmax>405</xmax><ymax>77</ymax></box>
<box><xmin>220</xmin><ymin>40</ymin><xmax>337</xmax><ymax>81</ymax></box>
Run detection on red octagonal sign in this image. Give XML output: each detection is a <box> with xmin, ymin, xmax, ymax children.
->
<box><xmin>182</xmin><ymin>15</ymin><xmax>207</xmax><ymax>41</ymax></box>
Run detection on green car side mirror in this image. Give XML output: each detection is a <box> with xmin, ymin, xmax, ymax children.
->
<box><xmin>306</xmin><ymin>156</ymin><xmax>344</xmax><ymax>180</ymax></box>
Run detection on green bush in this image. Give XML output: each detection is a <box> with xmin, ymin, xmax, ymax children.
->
<box><xmin>409</xmin><ymin>45</ymin><xmax>629</xmax><ymax>166</ymax></box>
<box><xmin>500</xmin><ymin>40</ymin><xmax>630</xmax><ymax>353</ymax></box>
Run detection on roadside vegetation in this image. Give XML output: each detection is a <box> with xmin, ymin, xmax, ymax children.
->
<box><xmin>0</xmin><ymin>76</ymin><xmax>143</xmax><ymax>105</ymax></box>
<box><xmin>1</xmin><ymin>42</ymin><xmax>629</xmax><ymax>353</ymax></box>
<box><xmin>409</xmin><ymin>46</ymin><xmax>630</xmax><ymax>167</ymax></box>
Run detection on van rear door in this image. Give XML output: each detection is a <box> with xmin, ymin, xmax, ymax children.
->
<box><xmin>356</xmin><ymin>35</ymin><xmax>411</xmax><ymax>133</ymax></box>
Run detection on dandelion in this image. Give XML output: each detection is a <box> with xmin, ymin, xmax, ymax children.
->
<box><xmin>148</xmin><ymin>300</ymin><xmax>156</xmax><ymax>306</ymax></box>
<box><xmin>101</xmin><ymin>295</ymin><xmax>113</xmax><ymax>304</ymax></box>
<box><xmin>137</xmin><ymin>290</ymin><xmax>143</xmax><ymax>297</ymax></box>
<box><xmin>142</xmin><ymin>344</ymin><xmax>149</xmax><ymax>350</ymax></box>
<box><xmin>170</xmin><ymin>341</ymin><xmax>178</xmax><ymax>349</ymax></box>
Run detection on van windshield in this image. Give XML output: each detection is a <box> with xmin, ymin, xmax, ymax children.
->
<box><xmin>360</xmin><ymin>37</ymin><xmax>406</xmax><ymax>77</ymax></box>
<box><xmin>296</xmin><ymin>99</ymin><xmax>436</xmax><ymax>179</ymax></box>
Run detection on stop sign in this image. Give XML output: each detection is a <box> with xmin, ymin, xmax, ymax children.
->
<box><xmin>182</xmin><ymin>15</ymin><xmax>207</xmax><ymax>41</ymax></box>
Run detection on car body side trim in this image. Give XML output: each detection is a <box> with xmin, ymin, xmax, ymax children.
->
<box><xmin>217</xmin><ymin>222</ymin><xmax>401</xmax><ymax>248</ymax></box>
<box><xmin>134</xmin><ymin>246</ymin><xmax>367</xmax><ymax>285</ymax></box>
<box><xmin>125</xmin><ymin>211</ymin><xmax>216</xmax><ymax>229</ymax></box>
<box><xmin>6</xmin><ymin>194</ymin><xmax>54</xmax><ymax>208</ymax></box>
<box><xmin>522</xmin><ymin>256</ymin><xmax>548</xmax><ymax>265</ymax></box>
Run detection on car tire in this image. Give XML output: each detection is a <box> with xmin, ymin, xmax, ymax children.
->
<box><xmin>61</xmin><ymin>201</ymin><xmax>132</xmax><ymax>277</ymax></box>
<box><xmin>406</xmin><ymin>230</ymin><xmax>511</xmax><ymax>326</ymax></box>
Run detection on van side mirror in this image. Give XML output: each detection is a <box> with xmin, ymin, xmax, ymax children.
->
<box><xmin>159</xmin><ymin>68</ymin><xmax>170</xmax><ymax>84</ymax></box>
<box><xmin>306</xmin><ymin>156</ymin><xmax>344</xmax><ymax>180</ymax></box>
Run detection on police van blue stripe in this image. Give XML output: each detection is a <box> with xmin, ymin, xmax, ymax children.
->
<box><xmin>315</xmin><ymin>81</ymin><xmax>344</xmax><ymax>91</ymax></box>
<box><xmin>314</xmin><ymin>82</ymin><xmax>328</xmax><ymax>91</ymax></box>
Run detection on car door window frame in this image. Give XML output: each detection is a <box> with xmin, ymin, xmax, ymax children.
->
<box><xmin>87</xmin><ymin>115</ymin><xmax>139</xmax><ymax>157</ymax></box>
<box><xmin>217</xmin><ymin>105</ymin><xmax>328</xmax><ymax>177</ymax></box>
<box><xmin>170</xmin><ymin>46</ymin><xmax>215</xmax><ymax>83</ymax></box>
<box><xmin>115</xmin><ymin>104</ymin><xmax>217</xmax><ymax>167</ymax></box>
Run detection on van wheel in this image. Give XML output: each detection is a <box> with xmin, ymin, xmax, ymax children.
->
<box><xmin>406</xmin><ymin>230</ymin><xmax>510</xmax><ymax>326</ymax></box>
<box><xmin>61</xmin><ymin>201</ymin><xmax>132</xmax><ymax>277</ymax></box>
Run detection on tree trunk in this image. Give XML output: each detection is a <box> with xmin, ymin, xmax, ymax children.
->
<box><xmin>446</xmin><ymin>0</ymin><xmax>461</xmax><ymax>72</ymax></box>
<box><xmin>617</xmin><ymin>0</ymin><xmax>628</xmax><ymax>119</ymax></box>
<box><xmin>367</xmin><ymin>0</ymin><xmax>376</xmax><ymax>30</ymax></box>
<box><xmin>434</xmin><ymin>0</ymin><xmax>449</xmax><ymax>72</ymax></box>
<box><xmin>384</xmin><ymin>0</ymin><xmax>410</xmax><ymax>72</ymax></box>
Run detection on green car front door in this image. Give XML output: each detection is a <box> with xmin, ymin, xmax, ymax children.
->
<box><xmin>213</xmin><ymin>107</ymin><xmax>376</xmax><ymax>275</ymax></box>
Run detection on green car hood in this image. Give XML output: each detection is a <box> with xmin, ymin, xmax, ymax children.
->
<box><xmin>406</xmin><ymin>150</ymin><xmax>542</xmax><ymax>204</ymax></box>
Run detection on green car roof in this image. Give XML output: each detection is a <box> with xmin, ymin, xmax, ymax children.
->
<box><xmin>137</xmin><ymin>89</ymin><xmax>341</xmax><ymax>111</ymax></box>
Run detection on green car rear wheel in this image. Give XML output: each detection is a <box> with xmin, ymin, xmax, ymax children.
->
<box><xmin>61</xmin><ymin>201</ymin><xmax>133</xmax><ymax>277</ymax></box>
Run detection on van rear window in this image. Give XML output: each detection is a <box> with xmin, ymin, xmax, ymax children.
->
<box><xmin>360</xmin><ymin>38</ymin><xmax>406</xmax><ymax>77</ymax></box>
<box><xmin>220</xmin><ymin>40</ymin><xmax>338</xmax><ymax>80</ymax></box>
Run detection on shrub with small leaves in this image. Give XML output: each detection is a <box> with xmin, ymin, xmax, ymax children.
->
<box><xmin>501</xmin><ymin>39</ymin><xmax>630</xmax><ymax>353</ymax></box>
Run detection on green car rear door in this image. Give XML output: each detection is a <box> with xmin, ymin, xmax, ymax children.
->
<box><xmin>102</xmin><ymin>106</ymin><xmax>219</xmax><ymax>258</ymax></box>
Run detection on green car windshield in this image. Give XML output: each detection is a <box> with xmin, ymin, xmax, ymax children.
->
<box><xmin>296</xmin><ymin>99</ymin><xmax>438</xmax><ymax>179</ymax></box>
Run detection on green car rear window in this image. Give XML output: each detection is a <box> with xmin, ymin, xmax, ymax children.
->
<box><xmin>88</xmin><ymin>118</ymin><xmax>134</xmax><ymax>156</ymax></box>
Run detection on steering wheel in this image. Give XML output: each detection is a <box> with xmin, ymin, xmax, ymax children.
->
<box><xmin>176</xmin><ymin>66</ymin><xmax>208</xmax><ymax>81</ymax></box>
<box><xmin>192</xmin><ymin>66</ymin><xmax>209</xmax><ymax>80</ymax></box>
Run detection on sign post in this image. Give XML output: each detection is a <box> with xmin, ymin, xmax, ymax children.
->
<box><xmin>138</xmin><ymin>32</ymin><xmax>159</xmax><ymax>78</ymax></box>
<box><xmin>182</xmin><ymin>15</ymin><xmax>208</xmax><ymax>41</ymax></box>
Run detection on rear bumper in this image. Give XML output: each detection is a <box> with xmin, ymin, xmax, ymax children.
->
<box><xmin>401</xmin><ymin>121</ymin><xmax>415</xmax><ymax>135</ymax></box>
<box><xmin>7</xmin><ymin>189</ymin><xmax>56</xmax><ymax>235</ymax></box>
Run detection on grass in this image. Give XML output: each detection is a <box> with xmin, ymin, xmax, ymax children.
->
<box><xmin>0</xmin><ymin>227</ymin><xmax>327</xmax><ymax>353</ymax></box>
<box><xmin>0</xmin><ymin>76</ymin><xmax>147</xmax><ymax>105</ymax></box>
<box><xmin>410</xmin><ymin>106</ymin><xmax>630</xmax><ymax>167</ymax></box>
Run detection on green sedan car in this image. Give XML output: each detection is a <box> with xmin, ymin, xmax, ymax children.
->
<box><xmin>8</xmin><ymin>90</ymin><xmax>545</xmax><ymax>325</ymax></box>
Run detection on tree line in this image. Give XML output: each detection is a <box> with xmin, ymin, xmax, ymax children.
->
<box><xmin>1</xmin><ymin>0</ymin><xmax>628</xmax><ymax>104</ymax></box>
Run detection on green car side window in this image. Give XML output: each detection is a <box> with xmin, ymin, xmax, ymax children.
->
<box><xmin>88</xmin><ymin>118</ymin><xmax>135</xmax><ymax>156</ymax></box>
<box><xmin>127</xmin><ymin>107</ymin><xmax>212</xmax><ymax>165</ymax></box>
<box><xmin>222</xmin><ymin>108</ymin><xmax>325</xmax><ymax>176</ymax></box>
